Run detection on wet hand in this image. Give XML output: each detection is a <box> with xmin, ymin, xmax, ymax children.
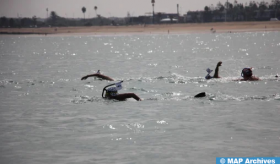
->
<box><xmin>81</xmin><ymin>76</ymin><xmax>88</xmax><ymax>80</ymax></box>
<box><xmin>217</xmin><ymin>61</ymin><xmax>222</xmax><ymax>67</ymax></box>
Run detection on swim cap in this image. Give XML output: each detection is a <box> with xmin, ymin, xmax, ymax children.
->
<box><xmin>206</xmin><ymin>68</ymin><xmax>213</xmax><ymax>74</ymax></box>
<box><xmin>241</xmin><ymin>68</ymin><xmax>252</xmax><ymax>77</ymax></box>
<box><xmin>205</xmin><ymin>68</ymin><xmax>213</xmax><ymax>79</ymax></box>
<box><xmin>106</xmin><ymin>81</ymin><xmax>122</xmax><ymax>93</ymax></box>
<box><xmin>115</xmin><ymin>81</ymin><xmax>122</xmax><ymax>90</ymax></box>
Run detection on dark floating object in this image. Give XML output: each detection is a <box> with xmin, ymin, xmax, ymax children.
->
<box><xmin>276</xmin><ymin>74</ymin><xmax>279</xmax><ymax>78</ymax></box>
<box><xmin>194</xmin><ymin>92</ymin><xmax>206</xmax><ymax>98</ymax></box>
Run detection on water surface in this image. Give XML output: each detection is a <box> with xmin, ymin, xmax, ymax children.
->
<box><xmin>0</xmin><ymin>32</ymin><xmax>280</xmax><ymax>164</ymax></box>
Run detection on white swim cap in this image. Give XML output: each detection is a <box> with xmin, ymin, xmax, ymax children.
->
<box><xmin>107</xmin><ymin>87</ymin><xmax>117</xmax><ymax>92</ymax></box>
<box><xmin>115</xmin><ymin>81</ymin><xmax>122</xmax><ymax>90</ymax></box>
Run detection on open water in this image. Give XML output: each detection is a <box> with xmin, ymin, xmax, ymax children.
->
<box><xmin>0</xmin><ymin>31</ymin><xmax>280</xmax><ymax>164</ymax></box>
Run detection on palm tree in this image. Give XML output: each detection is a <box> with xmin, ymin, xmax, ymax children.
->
<box><xmin>32</xmin><ymin>16</ymin><xmax>37</xmax><ymax>26</ymax></box>
<box><xmin>50</xmin><ymin>11</ymin><xmax>58</xmax><ymax>25</ymax></box>
<box><xmin>46</xmin><ymin>8</ymin><xmax>48</xmax><ymax>18</ymax></box>
<box><xmin>151</xmin><ymin>0</ymin><xmax>155</xmax><ymax>23</ymax></box>
<box><xmin>82</xmin><ymin>7</ymin><xmax>86</xmax><ymax>21</ymax></box>
<box><xmin>177</xmin><ymin>4</ymin><xmax>179</xmax><ymax>16</ymax></box>
<box><xmin>94</xmin><ymin>6</ymin><xmax>98</xmax><ymax>17</ymax></box>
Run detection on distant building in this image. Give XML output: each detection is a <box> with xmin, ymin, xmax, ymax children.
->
<box><xmin>184</xmin><ymin>11</ymin><xmax>203</xmax><ymax>23</ymax></box>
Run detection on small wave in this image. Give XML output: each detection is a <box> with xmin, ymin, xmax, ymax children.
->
<box><xmin>153</xmin><ymin>74</ymin><xmax>206</xmax><ymax>84</ymax></box>
<box><xmin>0</xmin><ymin>79</ymin><xmax>19</xmax><ymax>85</ymax></box>
<box><xmin>259</xmin><ymin>75</ymin><xmax>279</xmax><ymax>81</ymax></box>
<box><xmin>155</xmin><ymin>76</ymin><xmax>166</xmax><ymax>80</ymax></box>
<box><xmin>125</xmin><ymin>75</ymin><xmax>240</xmax><ymax>84</ymax></box>
<box><xmin>145</xmin><ymin>97</ymin><xmax>159</xmax><ymax>101</ymax></box>
<box><xmin>143</xmin><ymin>92</ymin><xmax>279</xmax><ymax>102</ymax></box>
<box><xmin>121</xmin><ymin>74</ymin><xmax>279</xmax><ymax>85</ymax></box>
<box><xmin>257</xmin><ymin>66</ymin><xmax>273</xmax><ymax>70</ymax></box>
<box><xmin>0</xmin><ymin>79</ymin><xmax>63</xmax><ymax>88</ymax></box>
<box><xmin>121</xmin><ymin>74</ymin><xmax>206</xmax><ymax>84</ymax></box>
<box><xmin>128</xmin><ymin>87</ymin><xmax>148</xmax><ymax>92</ymax></box>
<box><xmin>71</xmin><ymin>95</ymin><xmax>104</xmax><ymax>104</ymax></box>
<box><xmin>208</xmin><ymin>93</ymin><xmax>279</xmax><ymax>102</ymax></box>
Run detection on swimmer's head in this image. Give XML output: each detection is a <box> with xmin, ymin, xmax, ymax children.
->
<box><xmin>241</xmin><ymin>68</ymin><xmax>252</xmax><ymax>77</ymax></box>
<box><xmin>206</xmin><ymin>68</ymin><xmax>213</xmax><ymax>74</ymax></box>
<box><xmin>205</xmin><ymin>68</ymin><xmax>213</xmax><ymax>79</ymax></box>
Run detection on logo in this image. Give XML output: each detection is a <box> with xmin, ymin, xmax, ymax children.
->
<box><xmin>220</xmin><ymin>158</ymin><xmax>226</xmax><ymax>164</ymax></box>
<box><xmin>216</xmin><ymin>157</ymin><xmax>280</xmax><ymax>164</ymax></box>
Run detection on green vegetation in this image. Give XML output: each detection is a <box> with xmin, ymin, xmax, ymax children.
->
<box><xmin>199</xmin><ymin>0</ymin><xmax>280</xmax><ymax>22</ymax></box>
<box><xmin>0</xmin><ymin>0</ymin><xmax>279</xmax><ymax>28</ymax></box>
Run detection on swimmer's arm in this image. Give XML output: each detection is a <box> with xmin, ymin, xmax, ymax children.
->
<box><xmin>81</xmin><ymin>74</ymin><xmax>114</xmax><ymax>81</ymax></box>
<box><xmin>251</xmin><ymin>76</ymin><xmax>260</xmax><ymax>81</ymax></box>
<box><xmin>213</xmin><ymin>61</ymin><xmax>222</xmax><ymax>78</ymax></box>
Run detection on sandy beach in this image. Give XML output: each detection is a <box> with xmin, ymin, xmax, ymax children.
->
<box><xmin>0</xmin><ymin>21</ymin><xmax>280</xmax><ymax>35</ymax></box>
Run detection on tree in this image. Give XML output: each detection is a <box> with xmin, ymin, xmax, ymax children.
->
<box><xmin>259</xmin><ymin>1</ymin><xmax>268</xmax><ymax>19</ymax></box>
<box><xmin>20</xmin><ymin>18</ymin><xmax>25</xmax><ymax>27</ymax></box>
<box><xmin>157</xmin><ymin>12</ymin><xmax>162</xmax><ymax>23</ymax></box>
<box><xmin>232</xmin><ymin>3</ymin><xmax>244</xmax><ymax>21</ymax></box>
<box><xmin>97</xmin><ymin>14</ymin><xmax>103</xmax><ymax>26</ymax></box>
<box><xmin>32</xmin><ymin>16</ymin><xmax>37</xmax><ymax>26</ymax></box>
<box><xmin>82</xmin><ymin>7</ymin><xmax>86</xmax><ymax>20</ymax></box>
<box><xmin>271</xmin><ymin>0</ymin><xmax>280</xmax><ymax>17</ymax></box>
<box><xmin>50</xmin><ymin>11</ymin><xmax>58</xmax><ymax>25</ymax></box>
<box><xmin>204</xmin><ymin>6</ymin><xmax>210</xmax><ymax>12</ymax></box>
<box><xmin>151</xmin><ymin>0</ymin><xmax>155</xmax><ymax>23</ymax></box>
<box><xmin>217</xmin><ymin>2</ymin><xmax>225</xmax><ymax>12</ymax></box>
<box><xmin>126</xmin><ymin>12</ymin><xmax>130</xmax><ymax>25</ymax></box>
<box><xmin>94</xmin><ymin>6</ymin><xmax>98</xmax><ymax>17</ymax></box>
<box><xmin>0</xmin><ymin>17</ymin><xmax>7</xmax><ymax>27</ymax></box>
<box><xmin>9</xmin><ymin>18</ymin><xmax>14</xmax><ymax>27</ymax></box>
<box><xmin>203</xmin><ymin>6</ymin><xmax>212</xmax><ymax>22</ymax></box>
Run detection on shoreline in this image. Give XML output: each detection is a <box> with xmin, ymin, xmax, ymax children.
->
<box><xmin>0</xmin><ymin>21</ymin><xmax>279</xmax><ymax>35</ymax></box>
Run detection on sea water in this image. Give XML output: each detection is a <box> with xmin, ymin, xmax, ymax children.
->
<box><xmin>0</xmin><ymin>32</ymin><xmax>279</xmax><ymax>164</ymax></box>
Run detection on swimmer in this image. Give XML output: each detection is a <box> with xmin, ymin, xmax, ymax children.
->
<box><xmin>102</xmin><ymin>81</ymin><xmax>141</xmax><ymax>101</ymax></box>
<box><xmin>205</xmin><ymin>61</ymin><xmax>222</xmax><ymax>79</ymax></box>
<box><xmin>81</xmin><ymin>70</ymin><xmax>114</xmax><ymax>81</ymax></box>
<box><xmin>237</xmin><ymin>67</ymin><xmax>260</xmax><ymax>81</ymax></box>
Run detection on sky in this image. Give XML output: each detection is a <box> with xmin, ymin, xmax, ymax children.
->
<box><xmin>0</xmin><ymin>0</ymin><xmax>273</xmax><ymax>18</ymax></box>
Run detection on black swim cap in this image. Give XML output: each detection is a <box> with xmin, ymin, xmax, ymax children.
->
<box><xmin>241</xmin><ymin>68</ymin><xmax>252</xmax><ymax>77</ymax></box>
